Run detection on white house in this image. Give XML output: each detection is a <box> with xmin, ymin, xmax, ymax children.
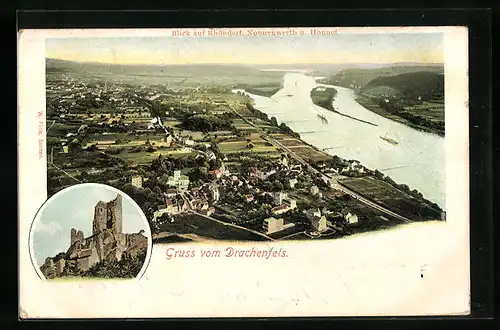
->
<box><xmin>164</xmin><ymin>134</ymin><xmax>173</xmax><ymax>147</ymax></box>
<box><xmin>164</xmin><ymin>188</ymin><xmax>178</xmax><ymax>198</ymax></box>
<box><xmin>209</xmin><ymin>184</ymin><xmax>220</xmax><ymax>203</ymax></box>
<box><xmin>131</xmin><ymin>175</ymin><xmax>143</xmax><ymax>188</ymax></box>
<box><xmin>259</xmin><ymin>169</ymin><xmax>277</xmax><ymax>180</ymax></box>
<box><xmin>181</xmin><ymin>136</ymin><xmax>195</xmax><ymax>146</ymax></box>
<box><xmin>325</xmin><ymin>178</ymin><xmax>336</xmax><ymax>188</ymax></box>
<box><xmin>310</xmin><ymin>185</ymin><xmax>320</xmax><ymax>196</ymax></box>
<box><xmin>281</xmin><ymin>155</ymin><xmax>289</xmax><ymax>167</ymax></box>
<box><xmin>282</xmin><ymin>197</ymin><xmax>297</xmax><ymax>209</ymax></box>
<box><xmin>304</xmin><ymin>208</ymin><xmax>321</xmax><ymax>220</ymax></box>
<box><xmin>273</xmin><ymin>192</ymin><xmax>288</xmax><ymax>206</ymax></box>
<box><xmin>206</xmin><ymin>150</ymin><xmax>216</xmax><ymax>161</ymax></box>
<box><xmin>311</xmin><ymin>215</ymin><xmax>327</xmax><ymax>232</ymax></box>
<box><xmin>263</xmin><ymin>217</ymin><xmax>284</xmax><ymax>234</ymax></box>
<box><xmin>345</xmin><ymin>212</ymin><xmax>359</xmax><ymax>225</ymax></box>
<box><xmin>288</xmin><ymin>178</ymin><xmax>298</xmax><ymax>189</ymax></box>
<box><xmin>167</xmin><ymin>170</ymin><xmax>190</xmax><ymax>191</ymax></box>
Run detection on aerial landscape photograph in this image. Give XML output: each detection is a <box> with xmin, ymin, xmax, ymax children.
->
<box><xmin>44</xmin><ymin>30</ymin><xmax>446</xmax><ymax>244</ymax></box>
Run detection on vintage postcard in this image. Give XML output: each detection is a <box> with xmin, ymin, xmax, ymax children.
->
<box><xmin>18</xmin><ymin>27</ymin><xmax>470</xmax><ymax>318</ymax></box>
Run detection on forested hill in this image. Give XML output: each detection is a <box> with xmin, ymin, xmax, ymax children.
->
<box><xmin>362</xmin><ymin>71</ymin><xmax>444</xmax><ymax>100</ymax></box>
<box><xmin>327</xmin><ymin>65</ymin><xmax>444</xmax><ymax>89</ymax></box>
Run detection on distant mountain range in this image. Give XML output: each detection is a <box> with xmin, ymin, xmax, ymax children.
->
<box><xmin>45</xmin><ymin>58</ymin><xmax>286</xmax><ymax>87</ymax></box>
<box><xmin>246</xmin><ymin>62</ymin><xmax>443</xmax><ymax>74</ymax></box>
<box><xmin>47</xmin><ymin>58</ymin><xmax>443</xmax><ymax>74</ymax></box>
<box><xmin>46</xmin><ymin>58</ymin><xmax>261</xmax><ymax>74</ymax></box>
<box><xmin>46</xmin><ymin>58</ymin><xmax>445</xmax><ymax>91</ymax></box>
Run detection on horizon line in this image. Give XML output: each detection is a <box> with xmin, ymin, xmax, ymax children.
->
<box><xmin>46</xmin><ymin>57</ymin><xmax>444</xmax><ymax>67</ymax></box>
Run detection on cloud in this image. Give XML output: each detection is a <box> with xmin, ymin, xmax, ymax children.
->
<box><xmin>35</xmin><ymin>220</ymin><xmax>63</xmax><ymax>236</ymax></box>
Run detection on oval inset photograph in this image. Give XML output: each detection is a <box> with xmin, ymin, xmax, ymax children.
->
<box><xmin>29</xmin><ymin>183</ymin><xmax>152</xmax><ymax>281</ymax></box>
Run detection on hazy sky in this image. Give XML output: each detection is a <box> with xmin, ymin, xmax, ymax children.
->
<box><xmin>46</xmin><ymin>32</ymin><xmax>443</xmax><ymax>65</ymax></box>
<box><xmin>32</xmin><ymin>185</ymin><xmax>148</xmax><ymax>267</ymax></box>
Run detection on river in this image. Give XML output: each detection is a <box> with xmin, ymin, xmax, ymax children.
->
<box><xmin>235</xmin><ymin>72</ymin><xmax>445</xmax><ymax>209</ymax></box>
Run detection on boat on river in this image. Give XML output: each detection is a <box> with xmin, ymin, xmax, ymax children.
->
<box><xmin>380</xmin><ymin>133</ymin><xmax>399</xmax><ymax>145</ymax></box>
<box><xmin>317</xmin><ymin>114</ymin><xmax>328</xmax><ymax>124</ymax></box>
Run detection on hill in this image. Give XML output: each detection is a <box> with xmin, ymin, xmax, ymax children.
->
<box><xmin>326</xmin><ymin>64</ymin><xmax>444</xmax><ymax>89</ymax></box>
<box><xmin>362</xmin><ymin>71</ymin><xmax>444</xmax><ymax>100</ymax></box>
<box><xmin>355</xmin><ymin>71</ymin><xmax>445</xmax><ymax>136</ymax></box>
<box><xmin>46</xmin><ymin>58</ymin><xmax>285</xmax><ymax>88</ymax></box>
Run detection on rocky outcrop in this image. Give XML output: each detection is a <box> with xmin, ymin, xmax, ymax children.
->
<box><xmin>41</xmin><ymin>229</ymin><xmax>147</xmax><ymax>278</ymax></box>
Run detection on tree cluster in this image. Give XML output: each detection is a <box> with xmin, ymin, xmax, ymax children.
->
<box><xmin>181</xmin><ymin>113</ymin><xmax>233</xmax><ymax>132</ymax></box>
<box><xmin>82</xmin><ymin>250</ymin><xmax>147</xmax><ymax>279</ymax></box>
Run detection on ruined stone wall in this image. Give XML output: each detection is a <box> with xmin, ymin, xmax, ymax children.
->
<box><xmin>107</xmin><ymin>194</ymin><xmax>123</xmax><ymax>235</ymax></box>
<box><xmin>76</xmin><ymin>255</ymin><xmax>90</xmax><ymax>272</ymax></box>
<box><xmin>92</xmin><ymin>234</ymin><xmax>104</xmax><ymax>265</ymax></box>
<box><xmin>70</xmin><ymin>228</ymin><xmax>85</xmax><ymax>246</ymax></box>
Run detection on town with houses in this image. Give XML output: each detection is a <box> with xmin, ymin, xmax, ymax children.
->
<box><xmin>46</xmin><ymin>61</ymin><xmax>444</xmax><ymax>243</ymax></box>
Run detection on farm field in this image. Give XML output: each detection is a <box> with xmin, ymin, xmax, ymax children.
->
<box><xmin>158</xmin><ymin>213</ymin><xmax>269</xmax><ymax>241</ymax></box>
<box><xmin>339</xmin><ymin>177</ymin><xmax>441</xmax><ymax>220</ymax></box>
<box><xmin>288</xmin><ymin>146</ymin><xmax>332</xmax><ymax>162</ymax></box>
<box><xmin>115</xmin><ymin>150</ymin><xmax>194</xmax><ymax>164</ymax></box>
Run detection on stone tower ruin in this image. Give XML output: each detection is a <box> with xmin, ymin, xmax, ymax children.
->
<box><xmin>70</xmin><ymin>228</ymin><xmax>84</xmax><ymax>246</ymax></box>
<box><xmin>92</xmin><ymin>194</ymin><xmax>123</xmax><ymax>236</ymax></box>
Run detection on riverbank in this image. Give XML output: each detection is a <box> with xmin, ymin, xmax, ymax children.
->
<box><xmin>355</xmin><ymin>94</ymin><xmax>445</xmax><ymax>137</ymax></box>
<box><xmin>242</xmin><ymin>90</ymin><xmax>442</xmax><ymax>217</ymax></box>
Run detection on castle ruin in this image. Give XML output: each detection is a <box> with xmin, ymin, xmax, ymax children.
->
<box><xmin>40</xmin><ymin>194</ymin><xmax>148</xmax><ymax>279</ymax></box>
<box><xmin>93</xmin><ymin>194</ymin><xmax>122</xmax><ymax>236</ymax></box>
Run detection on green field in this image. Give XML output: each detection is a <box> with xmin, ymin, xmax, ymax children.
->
<box><xmin>288</xmin><ymin>146</ymin><xmax>331</xmax><ymax>162</ymax></box>
<box><xmin>219</xmin><ymin>141</ymin><xmax>251</xmax><ymax>153</ymax></box>
<box><xmin>339</xmin><ymin>177</ymin><xmax>441</xmax><ymax>220</ymax></box>
<box><xmin>279</xmin><ymin>138</ymin><xmax>305</xmax><ymax>147</ymax></box>
<box><xmin>123</xmin><ymin>118</ymin><xmax>152</xmax><ymax>124</ymax></box>
<box><xmin>405</xmin><ymin>101</ymin><xmax>445</xmax><ymax>121</ymax></box>
<box><xmin>116</xmin><ymin>150</ymin><xmax>193</xmax><ymax>164</ymax></box>
<box><xmin>356</xmin><ymin>95</ymin><xmax>444</xmax><ymax>135</ymax></box>
<box><xmin>162</xmin><ymin>120</ymin><xmax>182</xmax><ymax>128</ymax></box>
